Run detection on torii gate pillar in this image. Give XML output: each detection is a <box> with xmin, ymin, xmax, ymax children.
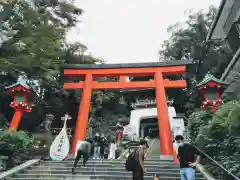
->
<box><xmin>155</xmin><ymin>72</ymin><xmax>173</xmax><ymax>155</ymax></box>
<box><xmin>71</xmin><ymin>74</ymin><xmax>93</xmax><ymax>156</ymax></box>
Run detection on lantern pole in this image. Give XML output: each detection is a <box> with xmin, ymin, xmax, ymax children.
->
<box><xmin>9</xmin><ymin>110</ymin><xmax>23</xmax><ymax>130</ymax></box>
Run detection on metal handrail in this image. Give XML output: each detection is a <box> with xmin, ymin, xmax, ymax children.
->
<box><xmin>183</xmin><ymin>130</ymin><xmax>239</xmax><ymax>179</ymax></box>
<box><xmin>193</xmin><ymin>145</ymin><xmax>240</xmax><ymax>180</ymax></box>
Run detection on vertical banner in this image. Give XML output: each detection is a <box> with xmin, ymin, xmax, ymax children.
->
<box><xmin>49</xmin><ymin>114</ymin><xmax>71</xmax><ymax>161</ymax></box>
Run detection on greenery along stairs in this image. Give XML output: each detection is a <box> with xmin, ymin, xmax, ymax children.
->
<box><xmin>2</xmin><ymin>158</ymin><xmax>206</xmax><ymax>180</ymax></box>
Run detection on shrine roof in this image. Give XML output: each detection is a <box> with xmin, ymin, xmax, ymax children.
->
<box><xmin>197</xmin><ymin>73</ymin><xmax>228</xmax><ymax>87</ymax></box>
<box><xmin>63</xmin><ymin>60</ymin><xmax>192</xmax><ymax>69</ymax></box>
<box><xmin>5</xmin><ymin>79</ymin><xmax>30</xmax><ymax>90</ymax></box>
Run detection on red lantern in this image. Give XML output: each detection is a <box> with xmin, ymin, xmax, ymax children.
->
<box><xmin>5</xmin><ymin>79</ymin><xmax>34</xmax><ymax>130</ymax></box>
<box><xmin>197</xmin><ymin>73</ymin><xmax>228</xmax><ymax>113</ymax></box>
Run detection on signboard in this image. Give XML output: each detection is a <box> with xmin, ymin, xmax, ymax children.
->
<box><xmin>123</xmin><ymin>124</ymin><xmax>136</xmax><ymax>135</ymax></box>
<box><xmin>49</xmin><ymin>114</ymin><xmax>71</xmax><ymax>161</ymax></box>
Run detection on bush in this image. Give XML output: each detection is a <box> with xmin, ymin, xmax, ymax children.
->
<box><xmin>187</xmin><ymin>109</ymin><xmax>212</xmax><ymax>143</ymax></box>
<box><xmin>0</xmin><ymin>129</ymin><xmax>33</xmax><ymax>168</ymax></box>
<box><xmin>188</xmin><ymin>101</ymin><xmax>240</xmax><ymax>179</ymax></box>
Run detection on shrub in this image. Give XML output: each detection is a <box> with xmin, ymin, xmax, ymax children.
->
<box><xmin>0</xmin><ymin>129</ymin><xmax>33</xmax><ymax>168</ymax></box>
<box><xmin>188</xmin><ymin>101</ymin><xmax>240</xmax><ymax>179</ymax></box>
<box><xmin>187</xmin><ymin>109</ymin><xmax>212</xmax><ymax>143</ymax></box>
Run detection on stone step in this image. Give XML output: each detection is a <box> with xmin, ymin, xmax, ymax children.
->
<box><xmin>29</xmin><ymin>162</ymin><xmax>179</xmax><ymax>170</ymax></box>
<box><xmin>87</xmin><ymin>157</ymin><xmax>173</xmax><ymax>161</ymax></box>
<box><xmin>27</xmin><ymin>166</ymin><xmax>182</xmax><ymax>172</ymax></box>
<box><xmin>40</xmin><ymin>160</ymin><xmax>176</xmax><ymax>165</ymax></box>
<box><xmin>23</xmin><ymin>169</ymin><xmax>203</xmax><ymax>176</ymax></box>
<box><xmin>32</xmin><ymin>163</ymin><xmax>179</xmax><ymax>169</ymax></box>
<box><xmin>7</xmin><ymin>174</ymin><xmax>206</xmax><ymax>180</ymax></box>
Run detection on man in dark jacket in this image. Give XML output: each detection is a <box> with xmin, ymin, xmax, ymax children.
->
<box><xmin>72</xmin><ymin>140</ymin><xmax>91</xmax><ymax>174</ymax></box>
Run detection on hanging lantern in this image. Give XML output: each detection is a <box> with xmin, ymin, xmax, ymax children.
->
<box><xmin>5</xmin><ymin>78</ymin><xmax>34</xmax><ymax>130</ymax></box>
<box><xmin>197</xmin><ymin>72</ymin><xmax>228</xmax><ymax>113</ymax></box>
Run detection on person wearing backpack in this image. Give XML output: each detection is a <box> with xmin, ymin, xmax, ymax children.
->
<box><xmin>126</xmin><ymin>139</ymin><xmax>148</xmax><ymax>180</ymax></box>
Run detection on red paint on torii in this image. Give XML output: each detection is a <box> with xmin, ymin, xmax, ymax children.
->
<box><xmin>63</xmin><ymin>61</ymin><xmax>191</xmax><ymax>157</ymax></box>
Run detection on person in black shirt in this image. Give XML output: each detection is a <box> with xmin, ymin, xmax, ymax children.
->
<box><xmin>175</xmin><ymin>135</ymin><xmax>201</xmax><ymax>180</ymax></box>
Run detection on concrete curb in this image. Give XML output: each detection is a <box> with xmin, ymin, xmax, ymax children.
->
<box><xmin>0</xmin><ymin>159</ymin><xmax>40</xmax><ymax>179</ymax></box>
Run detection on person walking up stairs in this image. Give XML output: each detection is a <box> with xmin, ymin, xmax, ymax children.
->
<box><xmin>72</xmin><ymin>139</ymin><xmax>91</xmax><ymax>174</ymax></box>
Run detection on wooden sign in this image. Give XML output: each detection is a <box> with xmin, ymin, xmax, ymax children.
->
<box><xmin>49</xmin><ymin>114</ymin><xmax>71</xmax><ymax>161</ymax></box>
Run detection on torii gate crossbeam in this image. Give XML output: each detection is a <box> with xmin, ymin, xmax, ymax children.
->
<box><xmin>63</xmin><ymin>60</ymin><xmax>192</xmax><ymax>157</ymax></box>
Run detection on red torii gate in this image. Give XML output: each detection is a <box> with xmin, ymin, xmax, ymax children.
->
<box><xmin>63</xmin><ymin>60</ymin><xmax>191</xmax><ymax>156</ymax></box>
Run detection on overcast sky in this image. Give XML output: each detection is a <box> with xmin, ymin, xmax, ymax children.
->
<box><xmin>67</xmin><ymin>0</ymin><xmax>221</xmax><ymax>64</ymax></box>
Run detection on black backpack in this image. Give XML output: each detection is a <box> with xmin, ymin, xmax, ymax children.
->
<box><xmin>125</xmin><ymin>149</ymin><xmax>139</xmax><ymax>171</ymax></box>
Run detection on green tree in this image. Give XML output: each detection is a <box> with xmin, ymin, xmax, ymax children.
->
<box><xmin>0</xmin><ymin>0</ymin><xmax>128</xmax><ymax>132</ymax></box>
<box><xmin>159</xmin><ymin>7</ymin><xmax>232</xmax><ymax>115</ymax></box>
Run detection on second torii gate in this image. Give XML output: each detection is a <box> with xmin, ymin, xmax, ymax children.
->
<box><xmin>63</xmin><ymin>60</ymin><xmax>192</xmax><ymax>156</ymax></box>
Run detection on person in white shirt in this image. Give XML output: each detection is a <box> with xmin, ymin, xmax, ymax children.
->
<box><xmin>108</xmin><ymin>141</ymin><xmax>117</xmax><ymax>159</ymax></box>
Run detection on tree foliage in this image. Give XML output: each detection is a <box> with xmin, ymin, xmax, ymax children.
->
<box><xmin>0</xmin><ymin>0</ymin><xmax>126</xmax><ymax>133</ymax></box>
<box><xmin>160</xmin><ymin>7</ymin><xmax>232</xmax><ymax>115</ymax></box>
<box><xmin>187</xmin><ymin>109</ymin><xmax>212</xmax><ymax>142</ymax></box>
<box><xmin>0</xmin><ymin>129</ymin><xmax>33</xmax><ymax>168</ymax></box>
<box><xmin>187</xmin><ymin>101</ymin><xmax>240</xmax><ymax>179</ymax></box>
<box><xmin>0</xmin><ymin>129</ymin><xmax>33</xmax><ymax>156</ymax></box>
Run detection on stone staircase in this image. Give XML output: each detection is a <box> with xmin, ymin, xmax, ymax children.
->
<box><xmin>3</xmin><ymin>157</ymin><xmax>206</xmax><ymax>180</ymax></box>
<box><xmin>145</xmin><ymin>138</ymin><xmax>160</xmax><ymax>159</ymax></box>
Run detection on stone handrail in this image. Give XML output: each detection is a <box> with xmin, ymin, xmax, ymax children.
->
<box><xmin>0</xmin><ymin>159</ymin><xmax>40</xmax><ymax>179</ymax></box>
